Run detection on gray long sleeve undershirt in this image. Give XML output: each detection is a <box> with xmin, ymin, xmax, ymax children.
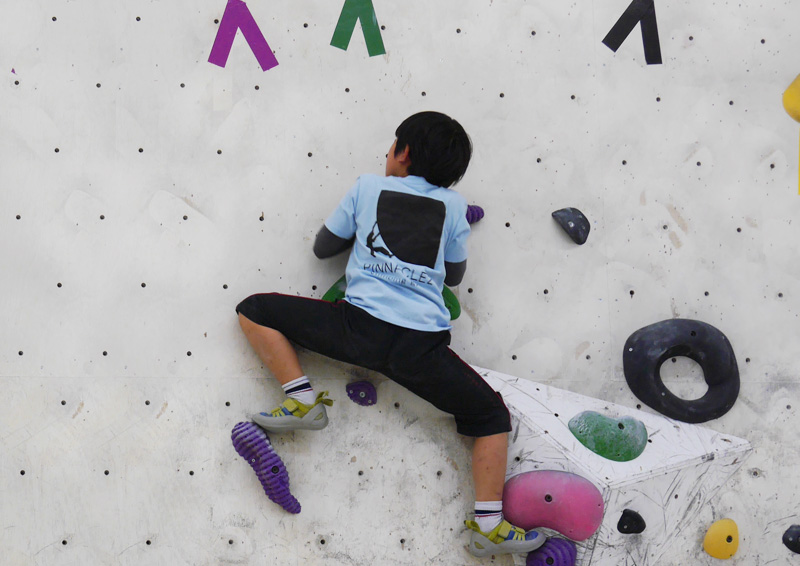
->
<box><xmin>313</xmin><ymin>225</ymin><xmax>467</xmax><ymax>287</ymax></box>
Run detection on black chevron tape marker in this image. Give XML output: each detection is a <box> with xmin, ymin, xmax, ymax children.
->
<box><xmin>602</xmin><ymin>0</ymin><xmax>663</xmax><ymax>65</ymax></box>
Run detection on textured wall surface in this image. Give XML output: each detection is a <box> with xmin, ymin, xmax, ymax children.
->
<box><xmin>1</xmin><ymin>0</ymin><xmax>799</xmax><ymax>564</ymax></box>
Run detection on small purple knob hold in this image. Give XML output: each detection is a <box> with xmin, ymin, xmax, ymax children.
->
<box><xmin>466</xmin><ymin>205</ymin><xmax>485</xmax><ymax>224</ymax></box>
<box><xmin>346</xmin><ymin>381</ymin><xmax>377</xmax><ymax>406</ymax></box>
<box><xmin>526</xmin><ymin>537</ymin><xmax>577</xmax><ymax>566</ymax></box>
<box><xmin>232</xmin><ymin>422</ymin><xmax>301</xmax><ymax>514</ymax></box>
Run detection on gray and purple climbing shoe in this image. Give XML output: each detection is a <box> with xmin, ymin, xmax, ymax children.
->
<box><xmin>465</xmin><ymin>519</ymin><xmax>546</xmax><ymax>557</ymax></box>
<box><xmin>252</xmin><ymin>391</ymin><xmax>333</xmax><ymax>432</ymax></box>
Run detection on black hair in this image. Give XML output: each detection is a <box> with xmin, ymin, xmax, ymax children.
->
<box><xmin>394</xmin><ymin>111</ymin><xmax>472</xmax><ymax>188</ymax></box>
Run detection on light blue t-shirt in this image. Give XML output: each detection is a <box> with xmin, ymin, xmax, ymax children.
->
<box><xmin>325</xmin><ymin>174</ymin><xmax>470</xmax><ymax>332</ymax></box>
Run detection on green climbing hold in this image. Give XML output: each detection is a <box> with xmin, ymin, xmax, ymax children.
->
<box><xmin>568</xmin><ymin>411</ymin><xmax>648</xmax><ymax>462</ymax></box>
<box><xmin>441</xmin><ymin>285</ymin><xmax>460</xmax><ymax>320</ymax></box>
<box><xmin>321</xmin><ymin>274</ymin><xmax>461</xmax><ymax>321</ymax></box>
<box><xmin>321</xmin><ymin>275</ymin><xmax>348</xmax><ymax>303</ymax></box>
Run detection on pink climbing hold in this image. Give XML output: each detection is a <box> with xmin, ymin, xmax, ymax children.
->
<box><xmin>503</xmin><ymin>470</ymin><xmax>604</xmax><ymax>541</ymax></box>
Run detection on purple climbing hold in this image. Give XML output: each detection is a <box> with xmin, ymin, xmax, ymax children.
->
<box><xmin>526</xmin><ymin>537</ymin><xmax>577</xmax><ymax>566</ymax></box>
<box><xmin>466</xmin><ymin>205</ymin><xmax>485</xmax><ymax>224</ymax></box>
<box><xmin>347</xmin><ymin>381</ymin><xmax>377</xmax><ymax>406</ymax></box>
<box><xmin>231</xmin><ymin>421</ymin><xmax>301</xmax><ymax>514</ymax></box>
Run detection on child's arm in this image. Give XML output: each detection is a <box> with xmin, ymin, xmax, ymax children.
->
<box><xmin>444</xmin><ymin>260</ymin><xmax>467</xmax><ymax>286</ymax></box>
<box><xmin>314</xmin><ymin>225</ymin><xmax>354</xmax><ymax>258</ymax></box>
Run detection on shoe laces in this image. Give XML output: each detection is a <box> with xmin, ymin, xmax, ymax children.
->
<box><xmin>264</xmin><ymin>398</ymin><xmax>305</xmax><ymax>418</ymax></box>
<box><xmin>264</xmin><ymin>392</ymin><xmax>332</xmax><ymax>418</ymax></box>
<box><xmin>467</xmin><ymin>520</ymin><xmax>530</xmax><ymax>544</ymax></box>
<box><xmin>501</xmin><ymin>523</ymin><xmax>528</xmax><ymax>542</ymax></box>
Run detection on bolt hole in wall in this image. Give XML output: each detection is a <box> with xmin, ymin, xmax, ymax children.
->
<box><xmin>659</xmin><ymin>357</ymin><xmax>708</xmax><ymax>400</ymax></box>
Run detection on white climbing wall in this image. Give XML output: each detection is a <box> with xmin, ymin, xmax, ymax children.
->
<box><xmin>1</xmin><ymin>0</ymin><xmax>799</xmax><ymax>564</ymax></box>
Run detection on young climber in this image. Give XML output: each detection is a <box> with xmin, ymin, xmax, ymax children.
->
<box><xmin>235</xmin><ymin>111</ymin><xmax>545</xmax><ymax>557</ymax></box>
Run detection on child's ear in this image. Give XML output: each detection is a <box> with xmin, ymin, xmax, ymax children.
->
<box><xmin>396</xmin><ymin>143</ymin><xmax>411</xmax><ymax>165</ymax></box>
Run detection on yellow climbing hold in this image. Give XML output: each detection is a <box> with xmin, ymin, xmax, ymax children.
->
<box><xmin>703</xmin><ymin>518</ymin><xmax>739</xmax><ymax>559</ymax></box>
<box><xmin>784</xmin><ymin>74</ymin><xmax>800</xmax><ymax>123</ymax></box>
<box><xmin>785</xmin><ymin>75</ymin><xmax>800</xmax><ymax>195</ymax></box>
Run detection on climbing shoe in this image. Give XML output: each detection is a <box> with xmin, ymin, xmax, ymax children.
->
<box><xmin>465</xmin><ymin>519</ymin><xmax>546</xmax><ymax>557</ymax></box>
<box><xmin>252</xmin><ymin>391</ymin><xmax>333</xmax><ymax>432</ymax></box>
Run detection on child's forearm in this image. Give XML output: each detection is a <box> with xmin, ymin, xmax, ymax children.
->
<box><xmin>445</xmin><ymin>260</ymin><xmax>467</xmax><ymax>286</ymax></box>
<box><xmin>314</xmin><ymin>225</ymin><xmax>354</xmax><ymax>258</ymax></box>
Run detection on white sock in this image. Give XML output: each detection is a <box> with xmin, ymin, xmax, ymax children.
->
<box><xmin>474</xmin><ymin>500</ymin><xmax>504</xmax><ymax>533</ymax></box>
<box><xmin>282</xmin><ymin>376</ymin><xmax>316</xmax><ymax>406</ymax></box>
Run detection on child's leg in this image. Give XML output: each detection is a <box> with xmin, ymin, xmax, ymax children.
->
<box><xmin>375</xmin><ymin>329</ymin><xmax>546</xmax><ymax>552</ymax></box>
<box><xmin>472</xmin><ymin>432</ymin><xmax>509</xmax><ymax>502</ymax></box>
<box><xmin>238</xmin><ymin>313</ymin><xmax>304</xmax><ymax>386</ymax></box>
<box><xmin>236</xmin><ymin>294</ymin><xmax>358</xmax><ymax>431</ymax></box>
<box><xmin>238</xmin><ymin>313</ymin><xmax>327</xmax><ymax>431</ymax></box>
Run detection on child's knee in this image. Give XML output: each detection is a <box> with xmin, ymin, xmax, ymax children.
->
<box><xmin>235</xmin><ymin>293</ymin><xmax>279</xmax><ymax>326</ymax></box>
<box><xmin>457</xmin><ymin>405</ymin><xmax>512</xmax><ymax>437</ymax></box>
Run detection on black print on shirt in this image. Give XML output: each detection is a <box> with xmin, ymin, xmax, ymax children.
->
<box><xmin>375</xmin><ymin>191</ymin><xmax>445</xmax><ymax>269</ymax></box>
<box><xmin>366</xmin><ymin>222</ymin><xmax>394</xmax><ymax>259</ymax></box>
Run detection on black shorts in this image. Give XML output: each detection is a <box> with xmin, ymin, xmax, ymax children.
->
<box><xmin>236</xmin><ymin>293</ymin><xmax>511</xmax><ymax>437</ymax></box>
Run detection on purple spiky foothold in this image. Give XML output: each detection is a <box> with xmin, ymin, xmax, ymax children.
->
<box><xmin>526</xmin><ymin>537</ymin><xmax>577</xmax><ymax>566</ymax></box>
<box><xmin>346</xmin><ymin>381</ymin><xmax>377</xmax><ymax>406</ymax></box>
<box><xmin>466</xmin><ymin>205</ymin><xmax>485</xmax><ymax>224</ymax></box>
<box><xmin>231</xmin><ymin>422</ymin><xmax>301</xmax><ymax>514</ymax></box>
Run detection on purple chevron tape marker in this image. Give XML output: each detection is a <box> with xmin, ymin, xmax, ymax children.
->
<box><xmin>209</xmin><ymin>0</ymin><xmax>278</xmax><ymax>71</ymax></box>
<box><xmin>232</xmin><ymin>422</ymin><xmax>300</xmax><ymax>513</ymax></box>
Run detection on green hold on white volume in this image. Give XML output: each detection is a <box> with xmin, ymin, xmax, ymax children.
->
<box><xmin>568</xmin><ymin>411</ymin><xmax>648</xmax><ymax>462</ymax></box>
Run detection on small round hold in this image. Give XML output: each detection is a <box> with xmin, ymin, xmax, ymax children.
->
<box><xmin>782</xmin><ymin>73</ymin><xmax>800</xmax><ymax>121</ymax></box>
<box><xmin>347</xmin><ymin>381</ymin><xmax>377</xmax><ymax>406</ymax></box>
<box><xmin>617</xmin><ymin>509</ymin><xmax>646</xmax><ymax>534</ymax></box>
<box><xmin>552</xmin><ymin>208</ymin><xmax>590</xmax><ymax>245</ymax></box>
<box><xmin>783</xmin><ymin>524</ymin><xmax>800</xmax><ymax>553</ymax></box>
<box><xmin>703</xmin><ymin>518</ymin><xmax>739</xmax><ymax>559</ymax></box>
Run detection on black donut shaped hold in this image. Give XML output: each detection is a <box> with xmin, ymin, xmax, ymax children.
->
<box><xmin>623</xmin><ymin>319</ymin><xmax>739</xmax><ymax>424</ymax></box>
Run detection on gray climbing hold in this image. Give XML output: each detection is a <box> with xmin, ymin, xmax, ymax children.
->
<box><xmin>552</xmin><ymin>208</ymin><xmax>590</xmax><ymax>245</ymax></box>
<box><xmin>783</xmin><ymin>524</ymin><xmax>800</xmax><ymax>553</ymax></box>
<box><xmin>623</xmin><ymin>318</ymin><xmax>739</xmax><ymax>423</ymax></box>
<box><xmin>618</xmin><ymin>509</ymin><xmax>646</xmax><ymax>534</ymax></box>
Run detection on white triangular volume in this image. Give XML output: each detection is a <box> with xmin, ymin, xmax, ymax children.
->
<box><xmin>473</xmin><ymin>367</ymin><xmax>752</xmax><ymax>566</ymax></box>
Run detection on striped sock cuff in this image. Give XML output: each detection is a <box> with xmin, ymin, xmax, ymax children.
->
<box><xmin>474</xmin><ymin>500</ymin><xmax>503</xmax><ymax>518</ymax></box>
<box><xmin>474</xmin><ymin>500</ymin><xmax>504</xmax><ymax>532</ymax></box>
<box><xmin>283</xmin><ymin>376</ymin><xmax>312</xmax><ymax>396</ymax></box>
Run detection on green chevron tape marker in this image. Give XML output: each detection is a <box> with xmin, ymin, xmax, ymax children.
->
<box><xmin>331</xmin><ymin>0</ymin><xmax>386</xmax><ymax>57</ymax></box>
